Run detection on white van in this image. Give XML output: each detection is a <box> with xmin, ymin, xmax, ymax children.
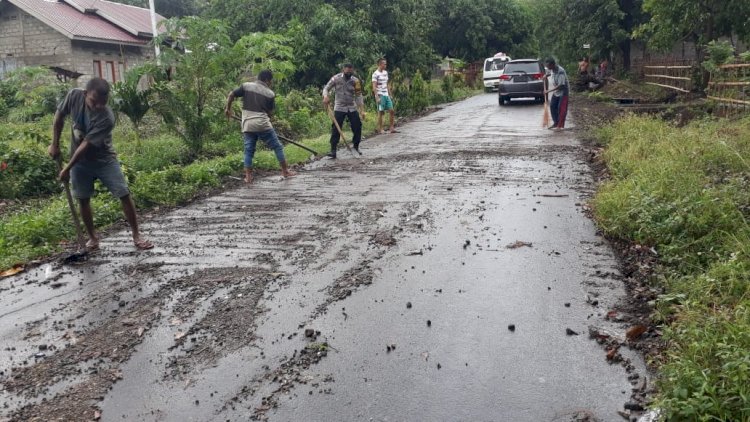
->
<box><xmin>483</xmin><ymin>52</ymin><xmax>511</xmax><ymax>91</ymax></box>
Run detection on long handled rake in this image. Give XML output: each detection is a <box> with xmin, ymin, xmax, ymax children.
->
<box><xmin>55</xmin><ymin>156</ymin><xmax>89</xmax><ymax>261</ymax></box>
<box><xmin>230</xmin><ymin>115</ymin><xmax>319</xmax><ymax>156</ymax></box>
<box><xmin>542</xmin><ymin>78</ymin><xmax>551</xmax><ymax>128</ymax></box>
<box><xmin>326</xmin><ymin>105</ymin><xmax>361</xmax><ymax>157</ymax></box>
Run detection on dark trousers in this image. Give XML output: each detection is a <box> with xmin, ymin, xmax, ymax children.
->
<box><xmin>550</xmin><ymin>94</ymin><xmax>569</xmax><ymax>128</ymax></box>
<box><xmin>330</xmin><ymin>110</ymin><xmax>362</xmax><ymax>152</ymax></box>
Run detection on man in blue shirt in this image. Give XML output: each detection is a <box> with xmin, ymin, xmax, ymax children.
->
<box><xmin>544</xmin><ymin>58</ymin><xmax>569</xmax><ymax>131</ymax></box>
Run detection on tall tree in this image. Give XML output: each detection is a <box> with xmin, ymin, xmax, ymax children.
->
<box><xmin>285</xmin><ymin>7</ymin><xmax>389</xmax><ymax>87</ymax></box>
<box><xmin>530</xmin><ymin>0</ymin><xmax>644</xmax><ymax>70</ymax></box>
<box><xmin>430</xmin><ymin>0</ymin><xmax>532</xmax><ymax>61</ymax></box>
<box><xmin>152</xmin><ymin>17</ymin><xmax>234</xmax><ymax>153</ymax></box>
<box><xmin>639</xmin><ymin>0</ymin><xmax>750</xmax><ymax>52</ymax></box>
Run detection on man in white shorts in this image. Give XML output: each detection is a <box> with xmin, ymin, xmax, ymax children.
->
<box><xmin>372</xmin><ymin>58</ymin><xmax>396</xmax><ymax>134</ymax></box>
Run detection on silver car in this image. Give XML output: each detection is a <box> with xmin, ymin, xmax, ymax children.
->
<box><xmin>498</xmin><ymin>59</ymin><xmax>546</xmax><ymax>105</ymax></box>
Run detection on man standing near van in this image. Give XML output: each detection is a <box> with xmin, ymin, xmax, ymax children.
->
<box><xmin>225</xmin><ymin>70</ymin><xmax>296</xmax><ymax>183</ymax></box>
<box><xmin>372</xmin><ymin>58</ymin><xmax>396</xmax><ymax>134</ymax></box>
<box><xmin>49</xmin><ymin>77</ymin><xmax>153</xmax><ymax>251</ymax></box>
<box><xmin>323</xmin><ymin>63</ymin><xmax>366</xmax><ymax>158</ymax></box>
<box><xmin>544</xmin><ymin>58</ymin><xmax>569</xmax><ymax>130</ymax></box>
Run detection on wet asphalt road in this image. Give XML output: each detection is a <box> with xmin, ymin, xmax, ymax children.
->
<box><xmin>0</xmin><ymin>93</ymin><xmax>646</xmax><ymax>421</ymax></box>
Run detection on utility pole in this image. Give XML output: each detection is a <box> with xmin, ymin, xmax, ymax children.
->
<box><xmin>148</xmin><ymin>0</ymin><xmax>160</xmax><ymax>62</ymax></box>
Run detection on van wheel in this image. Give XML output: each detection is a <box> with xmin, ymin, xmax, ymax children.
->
<box><xmin>499</xmin><ymin>96</ymin><xmax>508</xmax><ymax>106</ymax></box>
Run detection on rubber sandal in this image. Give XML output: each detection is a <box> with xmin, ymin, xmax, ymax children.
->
<box><xmin>134</xmin><ymin>239</ymin><xmax>154</xmax><ymax>250</ymax></box>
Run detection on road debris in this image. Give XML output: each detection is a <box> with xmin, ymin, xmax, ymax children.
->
<box><xmin>506</xmin><ymin>241</ymin><xmax>533</xmax><ymax>249</ymax></box>
<box><xmin>0</xmin><ymin>265</ymin><xmax>24</xmax><ymax>277</ymax></box>
<box><xmin>626</xmin><ymin>325</ymin><xmax>648</xmax><ymax>341</ymax></box>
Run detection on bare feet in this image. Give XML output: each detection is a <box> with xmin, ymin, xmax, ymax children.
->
<box><xmin>85</xmin><ymin>237</ymin><xmax>100</xmax><ymax>251</ymax></box>
<box><xmin>389</xmin><ymin>128</ymin><xmax>399</xmax><ymax>133</ymax></box>
<box><xmin>282</xmin><ymin>170</ymin><xmax>297</xmax><ymax>178</ymax></box>
<box><xmin>244</xmin><ymin>174</ymin><xmax>254</xmax><ymax>184</ymax></box>
<box><xmin>134</xmin><ymin>237</ymin><xmax>154</xmax><ymax>250</ymax></box>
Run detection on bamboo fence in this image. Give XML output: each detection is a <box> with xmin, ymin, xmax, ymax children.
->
<box><xmin>641</xmin><ymin>59</ymin><xmax>694</xmax><ymax>93</ymax></box>
<box><xmin>707</xmin><ymin>62</ymin><xmax>750</xmax><ymax>118</ymax></box>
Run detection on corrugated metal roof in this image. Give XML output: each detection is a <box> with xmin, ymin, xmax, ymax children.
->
<box><xmin>7</xmin><ymin>0</ymin><xmax>164</xmax><ymax>45</ymax></box>
<box><xmin>64</xmin><ymin>0</ymin><xmax>166</xmax><ymax>36</ymax></box>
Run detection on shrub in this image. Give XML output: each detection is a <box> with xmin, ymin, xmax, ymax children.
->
<box><xmin>702</xmin><ymin>40</ymin><xmax>735</xmax><ymax>73</ymax></box>
<box><xmin>441</xmin><ymin>74</ymin><xmax>455</xmax><ymax>102</ymax></box>
<box><xmin>0</xmin><ymin>126</ymin><xmax>58</xmax><ymax>199</ymax></box>
<box><xmin>0</xmin><ymin>67</ymin><xmax>69</xmax><ymax>122</ymax></box>
<box><xmin>407</xmin><ymin>70</ymin><xmax>429</xmax><ymax>113</ymax></box>
<box><xmin>117</xmin><ymin>134</ymin><xmax>190</xmax><ymax>172</ymax></box>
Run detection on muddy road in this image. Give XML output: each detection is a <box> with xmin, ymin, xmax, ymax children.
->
<box><xmin>0</xmin><ymin>94</ymin><xmax>647</xmax><ymax>421</ymax></box>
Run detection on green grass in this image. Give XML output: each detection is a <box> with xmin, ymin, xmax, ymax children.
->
<box><xmin>117</xmin><ymin>134</ymin><xmax>191</xmax><ymax>173</ymax></box>
<box><xmin>592</xmin><ymin>114</ymin><xmax>750</xmax><ymax>420</ymax></box>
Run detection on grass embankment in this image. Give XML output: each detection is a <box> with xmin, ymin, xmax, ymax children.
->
<box><xmin>0</xmin><ymin>84</ymin><xmax>479</xmax><ymax>270</ymax></box>
<box><xmin>593</xmin><ymin>115</ymin><xmax>750</xmax><ymax>420</ymax></box>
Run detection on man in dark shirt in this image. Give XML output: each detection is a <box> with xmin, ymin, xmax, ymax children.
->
<box><xmin>224</xmin><ymin>69</ymin><xmax>296</xmax><ymax>183</ymax></box>
<box><xmin>48</xmin><ymin>78</ymin><xmax>153</xmax><ymax>250</ymax></box>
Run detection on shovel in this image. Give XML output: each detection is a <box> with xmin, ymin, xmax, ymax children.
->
<box><xmin>55</xmin><ymin>156</ymin><xmax>88</xmax><ymax>261</ymax></box>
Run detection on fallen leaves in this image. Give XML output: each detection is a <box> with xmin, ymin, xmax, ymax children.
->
<box><xmin>506</xmin><ymin>241</ymin><xmax>533</xmax><ymax>249</ymax></box>
<box><xmin>626</xmin><ymin>325</ymin><xmax>648</xmax><ymax>341</ymax></box>
<box><xmin>0</xmin><ymin>265</ymin><xmax>24</xmax><ymax>277</ymax></box>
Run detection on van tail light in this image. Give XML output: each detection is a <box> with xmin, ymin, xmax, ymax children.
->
<box><xmin>530</xmin><ymin>73</ymin><xmax>544</xmax><ymax>80</ymax></box>
<box><xmin>499</xmin><ymin>75</ymin><xmax>511</xmax><ymax>80</ymax></box>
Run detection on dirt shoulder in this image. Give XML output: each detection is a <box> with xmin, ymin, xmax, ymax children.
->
<box><xmin>571</xmin><ymin>91</ymin><xmax>667</xmax><ymax>393</ymax></box>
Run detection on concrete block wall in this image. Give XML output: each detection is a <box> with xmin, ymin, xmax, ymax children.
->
<box><xmin>0</xmin><ymin>3</ymin><xmax>73</xmax><ymax>70</ymax></box>
<box><xmin>72</xmin><ymin>41</ymin><xmax>153</xmax><ymax>86</ymax></box>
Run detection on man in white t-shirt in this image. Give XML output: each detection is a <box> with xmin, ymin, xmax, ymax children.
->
<box><xmin>371</xmin><ymin>58</ymin><xmax>396</xmax><ymax>134</ymax></box>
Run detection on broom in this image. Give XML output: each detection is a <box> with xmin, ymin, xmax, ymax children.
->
<box><xmin>542</xmin><ymin>78</ymin><xmax>551</xmax><ymax>128</ymax></box>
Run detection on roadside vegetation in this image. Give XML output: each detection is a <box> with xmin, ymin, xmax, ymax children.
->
<box><xmin>593</xmin><ymin>114</ymin><xmax>750</xmax><ymax>420</ymax></box>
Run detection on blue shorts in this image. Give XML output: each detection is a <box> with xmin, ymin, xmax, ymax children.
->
<box><xmin>70</xmin><ymin>158</ymin><xmax>129</xmax><ymax>199</ymax></box>
<box><xmin>378</xmin><ymin>95</ymin><xmax>394</xmax><ymax>112</ymax></box>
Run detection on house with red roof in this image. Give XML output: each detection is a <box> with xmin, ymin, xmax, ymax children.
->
<box><xmin>0</xmin><ymin>0</ymin><xmax>165</xmax><ymax>84</ymax></box>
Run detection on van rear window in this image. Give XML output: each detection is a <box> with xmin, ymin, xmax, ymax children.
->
<box><xmin>485</xmin><ymin>59</ymin><xmax>509</xmax><ymax>71</ymax></box>
<box><xmin>504</xmin><ymin>62</ymin><xmax>542</xmax><ymax>74</ymax></box>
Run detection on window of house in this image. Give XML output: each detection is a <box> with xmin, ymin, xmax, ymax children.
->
<box><xmin>92</xmin><ymin>60</ymin><xmax>117</xmax><ymax>83</ymax></box>
<box><xmin>103</xmin><ymin>61</ymin><xmax>115</xmax><ymax>83</ymax></box>
<box><xmin>93</xmin><ymin>60</ymin><xmax>102</xmax><ymax>78</ymax></box>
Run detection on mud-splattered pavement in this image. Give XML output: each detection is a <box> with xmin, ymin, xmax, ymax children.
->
<box><xmin>0</xmin><ymin>94</ymin><xmax>649</xmax><ymax>421</ymax></box>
